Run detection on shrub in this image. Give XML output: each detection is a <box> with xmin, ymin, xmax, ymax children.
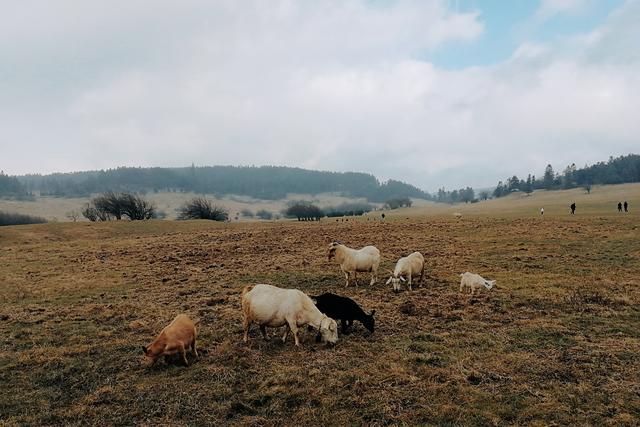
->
<box><xmin>384</xmin><ymin>197</ymin><xmax>412</xmax><ymax>209</ymax></box>
<box><xmin>240</xmin><ymin>208</ymin><xmax>254</xmax><ymax>218</ymax></box>
<box><xmin>119</xmin><ymin>193</ymin><xmax>155</xmax><ymax>220</ymax></box>
<box><xmin>256</xmin><ymin>209</ymin><xmax>273</xmax><ymax>220</ymax></box>
<box><xmin>284</xmin><ymin>201</ymin><xmax>323</xmax><ymax>221</ymax></box>
<box><xmin>81</xmin><ymin>192</ymin><xmax>155</xmax><ymax>221</ymax></box>
<box><xmin>177</xmin><ymin>197</ymin><xmax>228</xmax><ymax>221</ymax></box>
<box><xmin>0</xmin><ymin>211</ymin><xmax>47</xmax><ymax>226</ymax></box>
<box><xmin>82</xmin><ymin>203</ymin><xmax>111</xmax><ymax>222</ymax></box>
<box><xmin>324</xmin><ymin>202</ymin><xmax>374</xmax><ymax>217</ymax></box>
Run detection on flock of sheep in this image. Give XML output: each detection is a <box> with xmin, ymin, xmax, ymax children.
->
<box><xmin>142</xmin><ymin>242</ymin><xmax>496</xmax><ymax>365</ymax></box>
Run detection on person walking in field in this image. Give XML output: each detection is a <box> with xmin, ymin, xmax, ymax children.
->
<box><xmin>570</xmin><ymin>203</ymin><xmax>576</xmax><ymax>214</ymax></box>
<box><xmin>624</xmin><ymin>201</ymin><xmax>629</xmax><ymax>212</ymax></box>
<box><xmin>618</xmin><ymin>202</ymin><xmax>623</xmax><ymax>212</ymax></box>
<box><xmin>540</xmin><ymin>207</ymin><xmax>544</xmax><ymax>216</ymax></box>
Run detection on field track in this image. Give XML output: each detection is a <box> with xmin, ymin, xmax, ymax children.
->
<box><xmin>1</xmin><ymin>215</ymin><xmax>639</xmax><ymax>425</ymax></box>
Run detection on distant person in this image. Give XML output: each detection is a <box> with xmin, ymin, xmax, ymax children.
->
<box><xmin>381</xmin><ymin>213</ymin><xmax>386</xmax><ymax>221</ymax></box>
<box><xmin>540</xmin><ymin>207</ymin><xmax>544</xmax><ymax>216</ymax></box>
<box><xmin>618</xmin><ymin>202</ymin><xmax>623</xmax><ymax>212</ymax></box>
<box><xmin>624</xmin><ymin>201</ymin><xmax>629</xmax><ymax>212</ymax></box>
<box><xmin>570</xmin><ymin>203</ymin><xmax>576</xmax><ymax>214</ymax></box>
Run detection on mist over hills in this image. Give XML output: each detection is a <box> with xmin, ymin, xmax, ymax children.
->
<box><xmin>2</xmin><ymin>154</ymin><xmax>639</xmax><ymax>204</ymax></box>
<box><xmin>12</xmin><ymin>165</ymin><xmax>430</xmax><ymax>202</ymax></box>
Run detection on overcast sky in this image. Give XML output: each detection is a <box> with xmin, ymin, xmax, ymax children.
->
<box><xmin>1</xmin><ymin>0</ymin><xmax>639</xmax><ymax>191</ymax></box>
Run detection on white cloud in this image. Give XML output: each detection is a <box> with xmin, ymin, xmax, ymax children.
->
<box><xmin>1</xmin><ymin>0</ymin><xmax>639</xmax><ymax>191</ymax></box>
<box><xmin>535</xmin><ymin>0</ymin><xmax>591</xmax><ymax>21</ymax></box>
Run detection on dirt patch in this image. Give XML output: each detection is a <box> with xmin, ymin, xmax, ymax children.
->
<box><xmin>1</xmin><ymin>216</ymin><xmax>639</xmax><ymax>425</ymax></box>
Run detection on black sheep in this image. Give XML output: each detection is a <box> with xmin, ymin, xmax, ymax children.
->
<box><xmin>311</xmin><ymin>293</ymin><xmax>375</xmax><ymax>334</ymax></box>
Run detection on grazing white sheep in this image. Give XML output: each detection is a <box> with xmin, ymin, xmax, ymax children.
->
<box><xmin>453</xmin><ymin>212</ymin><xmax>462</xmax><ymax>219</ymax></box>
<box><xmin>242</xmin><ymin>284</ymin><xmax>338</xmax><ymax>347</ymax></box>
<box><xmin>327</xmin><ymin>242</ymin><xmax>381</xmax><ymax>287</ymax></box>
<box><xmin>459</xmin><ymin>272</ymin><xmax>495</xmax><ymax>296</ymax></box>
<box><xmin>386</xmin><ymin>251</ymin><xmax>425</xmax><ymax>292</ymax></box>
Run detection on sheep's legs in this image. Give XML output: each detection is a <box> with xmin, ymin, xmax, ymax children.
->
<box><xmin>284</xmin><ymin>318</ymin><xmax>300</xmax><ymax>346</ymax></box>
<box><xmin>179</xmin><ymin>343</ymin><xmax>189</xmax><ymax>366</ymax></box>
<box><xmin>344</xmin><ymin>271</ymin><xmax>350</xmax><ymax>287</ymax></box>
<box><xmin>369</xmin><ymin>271</ymin><xmax>377</xmax><ymax>286</ymax></box>
<box><xmin>419</xmin><ymin>268</ymin><xmax>425</xmax><ymax>287</ymax></box>
<box><xmin>353</xmin><ymin>272</ymin><xmax>358</xmax><ymax>287</ymax></box>
<box><xmin>292</xmin><ymin>326</ymin><xmax>300</xmax><ymax>346</ymax></box>
<box><xmin>282</xmin><ymin>325</ymin><xmax>290</xmax><ymax>343</ymax></box>
<box><xmin>341</xmin><ymin>320</ymin><xmax>351</xmax><ymax>334</ymax></box>
<box><xmin>260</xmin><ymin>325</ymin><xmax>269</xmax><ymax>340</ymax></box>
<box><xmin>243</xmin><ymin>317</ymin><xmax>251</xmax><ymax>343</ymax></box>
<box><xmin>192</xmin><ymin>338</ymin><xmax>198</xmax><ymax>358</ymax></box>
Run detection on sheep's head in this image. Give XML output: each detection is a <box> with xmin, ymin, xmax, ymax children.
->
<box><xmin>141</xmin><ymin>342</ymin><xmax>164</xmax><ymax>365</ymax></box>
<box><xmin>327</xmin><ymin>242</ymin><xmax>340</xmax><ymax>260</ymax></box>
<box><xmin>386</xmin><ymin>274</ymin><xmax>405</xmax><ymax>292</ymax></box>
<box><xmin>362</xmin><ymin>310</ymin><xmax>376</xmax><ymax>333</ymax></box>
<box><xmin>484</xmin><ymin>280</ymin><xmax>496</xmax><ymax>290</ymax></box>
<box><xmin>319</xmin><ymin>316</ymin><xmax>338</xmax><ymax>346</ymax></box>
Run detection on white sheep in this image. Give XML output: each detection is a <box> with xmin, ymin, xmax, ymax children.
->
<box><xmin>242</xmin><ymin>284</ymin><xmax>338</xmax><ymax>347</ymax></box>
<box><xmin>386</xmin><ymin>251</ymin><xmax>425</xmax><ymax>292</ymax></box>
<box><xmin>327</xmin><ymin>242</ymin><xmax>380</xmax><ymax>287</ymax></box>
<box><xmin>459</xmin><ymin>272</ymin><xmax>495</xmax><ymax>296</ymax></box>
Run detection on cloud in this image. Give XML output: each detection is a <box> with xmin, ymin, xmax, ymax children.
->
<box><xmin>1</xmin><ymin>0</ymin><xmax>638</xmax><ymax>192</ymax></box>
<box><xmin>534</xmin><ymin>0</ymin><xmax>591</xmax><ymax>21</ymax></box>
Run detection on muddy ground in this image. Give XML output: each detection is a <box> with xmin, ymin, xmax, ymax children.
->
<box><xmin>1</xmin><ymin>216</ymin><xmax>639</xmax><ymax>425</ymax></box>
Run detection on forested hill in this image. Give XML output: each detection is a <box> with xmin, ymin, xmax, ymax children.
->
<box><xmin>15</xmin><ymin>166</ymin><xmax>430</xmax><ymax>202</ymax></box>
<box><xmin>492</xmin><ymin>154</ymin><xmax>640</xmax><ymax>198</ymax></box>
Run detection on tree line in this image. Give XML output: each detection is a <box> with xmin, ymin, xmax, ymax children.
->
<box><xmin>16</xmin><ymin>165</ymin><xmax>430</xmax><ymax>202</ymax></box>
<box><xmin>5</xmin><ymin>154</ymin><xmax>639</xmax><ymax>205</ymax></box>
<box><xmin>492</xmin><ymin>154</ymin><xmax>640</xmax><ymax>198</ymax></box>
<box><xmin>0</xmin><ymin>172</ymin><xmax>34</xmax><ymax>200</ymax></box>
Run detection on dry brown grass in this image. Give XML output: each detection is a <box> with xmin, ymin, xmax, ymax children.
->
<box><xmin>1</xmin><ymin>214</ymin><xmax>639</xmax><ymax>425</ymax></box>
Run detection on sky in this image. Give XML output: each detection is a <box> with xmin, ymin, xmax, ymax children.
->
<box><xmin>1</xmin><ymin>0</ymin><xmax>638</xmax><ymax>191</ymax></box>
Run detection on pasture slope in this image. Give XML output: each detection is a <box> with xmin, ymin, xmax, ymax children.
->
<box><xmin>1</xmin><ymin>204</ymin><xmax>639</xmax><ymax>425</ymax></box>
<box><xmin>392</xmin><ymin>182</ymin><xmax>640</xmax><ymax>218</ymax></box>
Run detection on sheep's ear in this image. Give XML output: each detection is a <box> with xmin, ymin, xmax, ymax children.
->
<box><xmin>370</xmin><ymin>310</ymin><xmax>376</xmax><ymax>316</ymax></box>
<box><xmin>385</xmin><ymin>277</ymin><xmax>392</xmax><ymax>285</ymax></box>
<box><xmin>400</xmin><ymin>276</ymin><xmax>406</xmax><ymax>282</ymax></box>
<box><xmin>141</xmin><ymin>346</ymin><xmax>147</xmax><ymax>355</ymax></box>
<box><xmin>311</xmin><ymin>297</ymin><xmax>318</xmax><ymax>304</ymax></box>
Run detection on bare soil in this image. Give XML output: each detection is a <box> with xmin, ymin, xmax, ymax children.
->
<box><xmin>1</xmin><ymin>216</ymin><xmax>639</xmax><ymax>425</ymax></box>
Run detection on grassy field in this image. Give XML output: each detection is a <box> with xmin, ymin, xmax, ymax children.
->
<box><xmin>388</xmin><ymin>183</ymin><xmax>640</xmax><ymax>218</ymax></box>
<box><xmin>1</xmin><ymin>191</ymin><xmax>640</xmax><ymax>425</ymax></box>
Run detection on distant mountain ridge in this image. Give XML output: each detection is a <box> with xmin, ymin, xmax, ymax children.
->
<box><xmin>14</xmin><ymin>165</ymin><xmax>431</xmax><ymax>202</ymax></box>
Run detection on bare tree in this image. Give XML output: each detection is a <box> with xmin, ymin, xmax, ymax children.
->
<box><xmin>177</xmin><ymin>197</ymin><xmax>228</xmax><ymax>221</ymax></box>
<box><xmin>82</xmin><ymin>192</ymin><xmax>155</xmax><ymax>221</ymax></box>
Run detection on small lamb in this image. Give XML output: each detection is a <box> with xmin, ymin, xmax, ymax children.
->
<box><xmin>459</xmin><ymin>272</ymin><xmax>495</xmax><ymax>296</ymax></box>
